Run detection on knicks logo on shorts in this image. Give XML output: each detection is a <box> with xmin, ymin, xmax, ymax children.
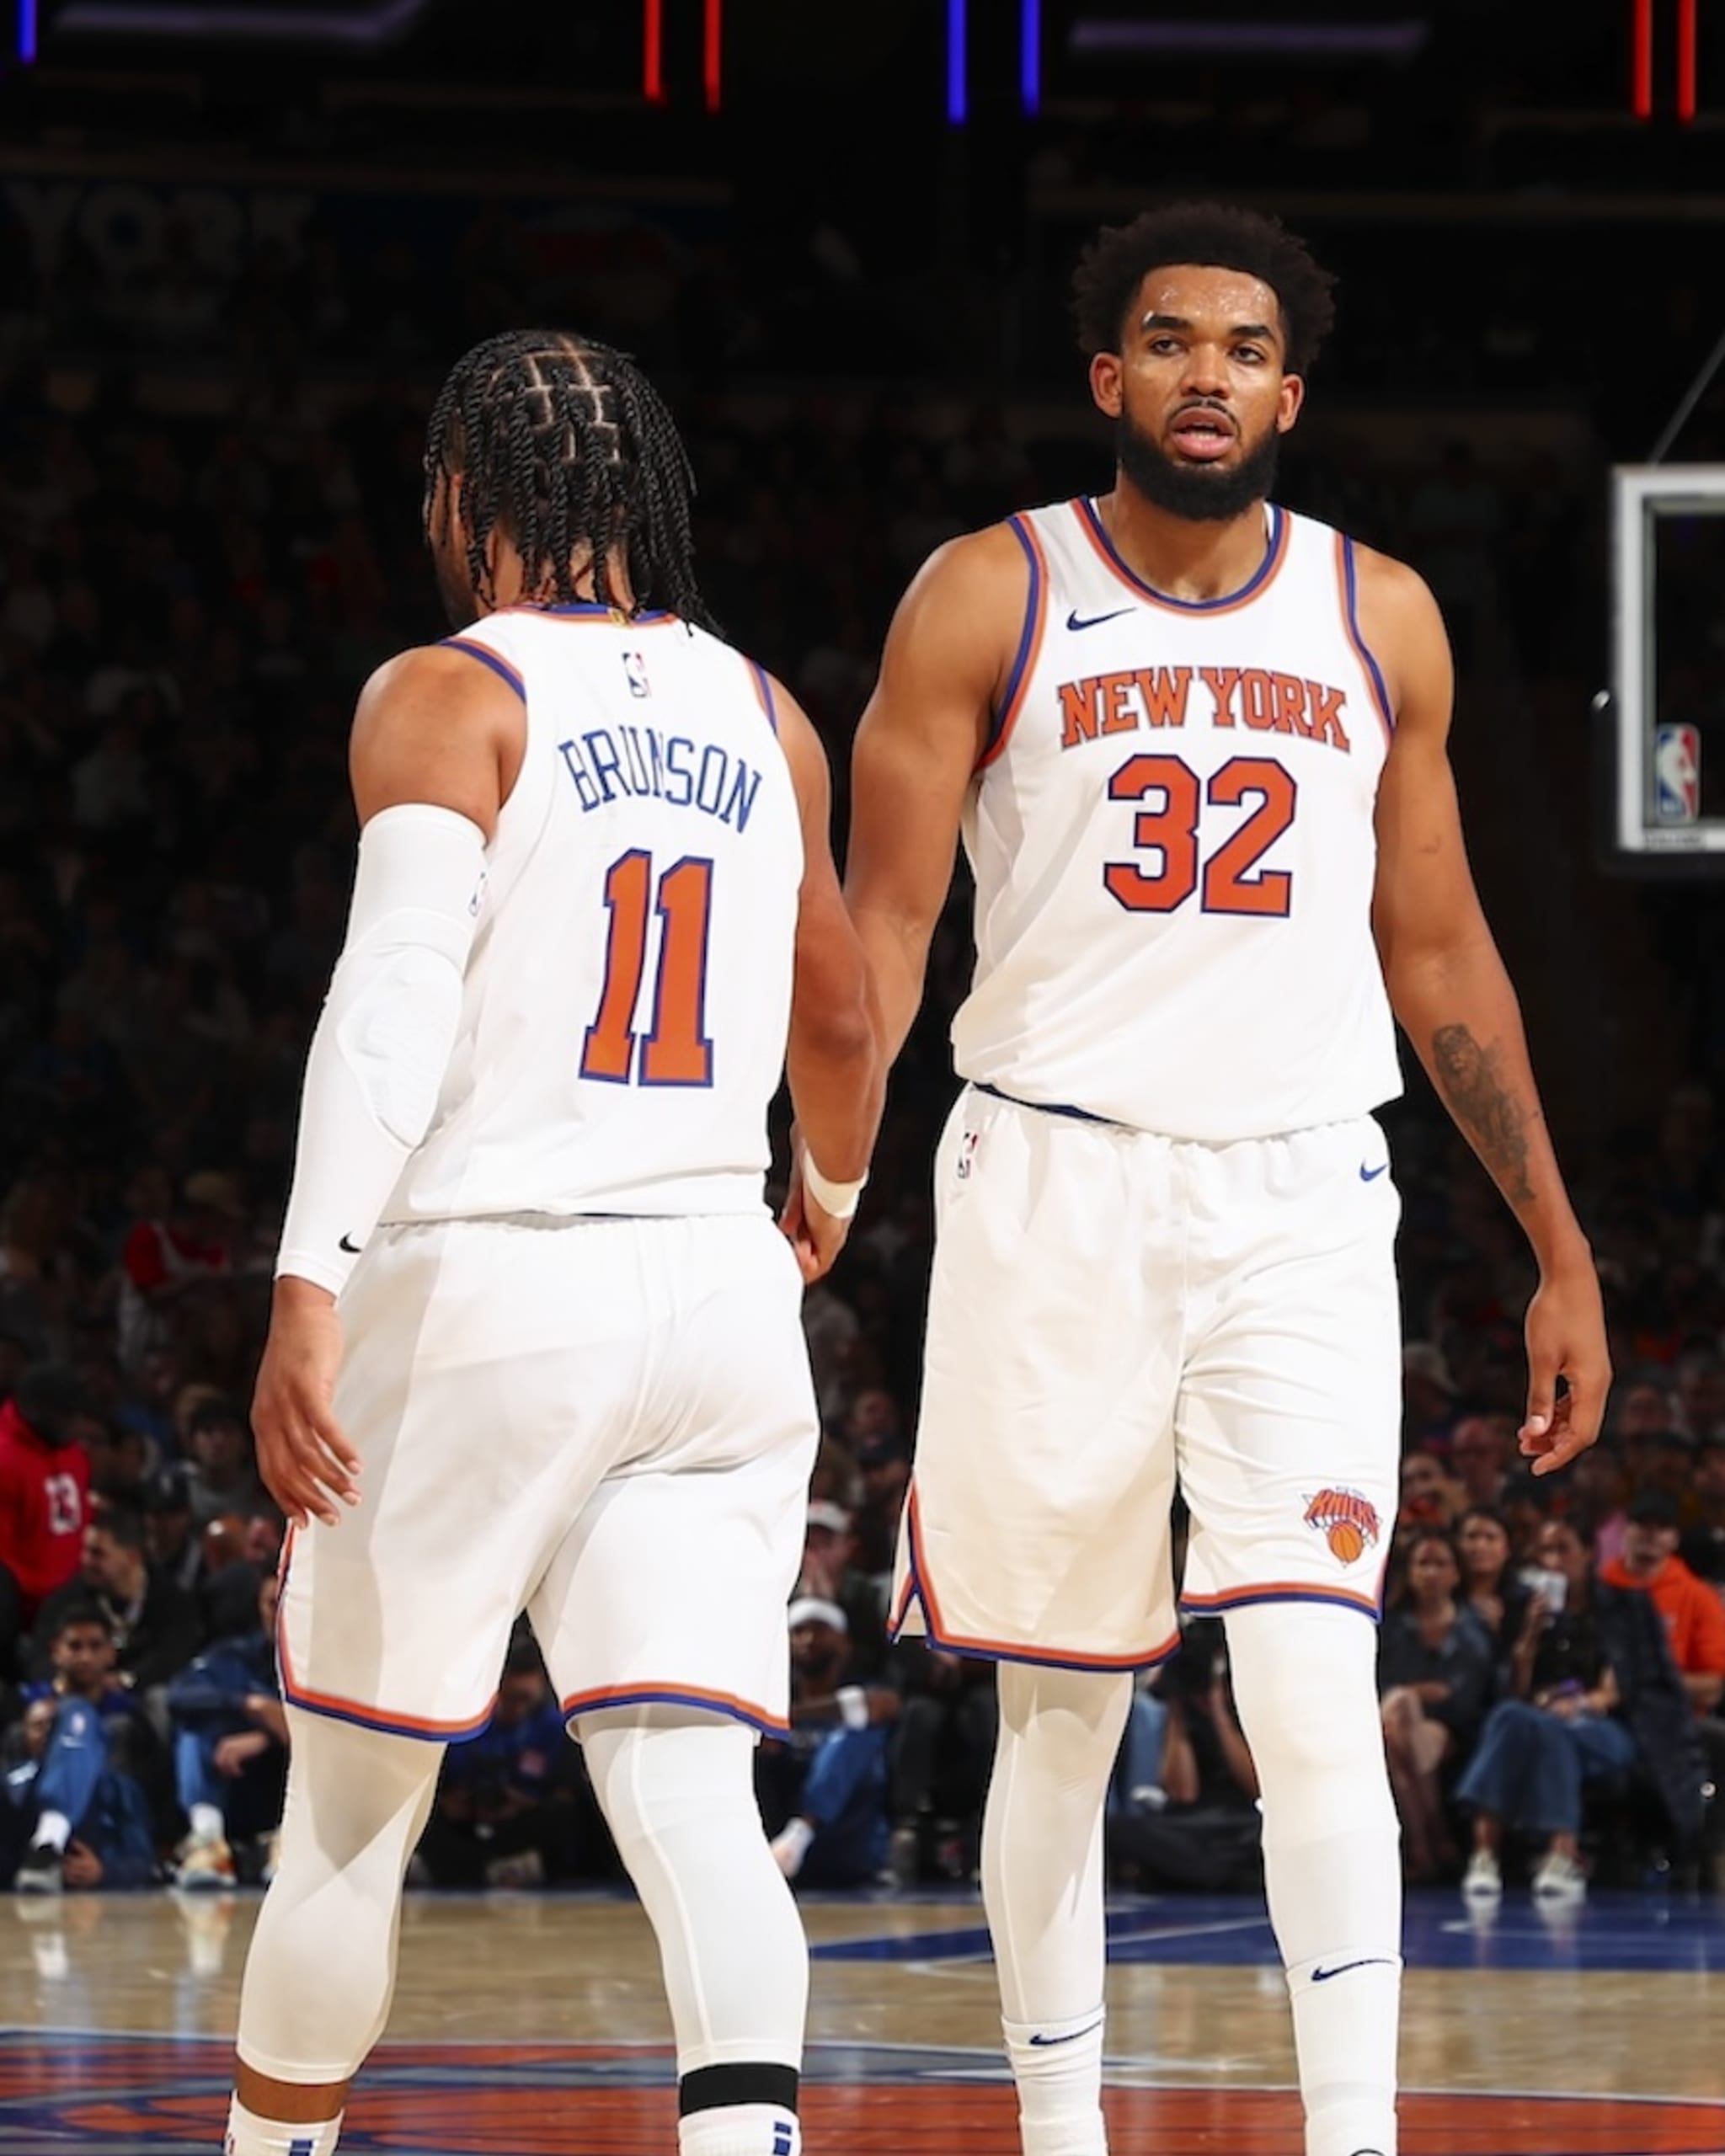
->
<box><xmin>1303</xmin><ymin>1486</ymin><xmax>1381</xmax><ymax>1567</ymax></box>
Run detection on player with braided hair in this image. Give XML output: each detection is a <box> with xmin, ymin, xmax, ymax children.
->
<box><xmin>222</xmin><ymin>334</ymin><xmax>881</xmax><ymax>2156</ymax></box>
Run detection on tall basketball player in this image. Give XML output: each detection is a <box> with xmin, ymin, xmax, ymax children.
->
<box><xmin>845</xmin><ymin>205</ymin><xmax>1610</xmax><ymax>2156</ymax></box>
<box><xmin>227</xmin><ymin>334</ymin><xmax>880</xmax><ymax>2156</ymax></box>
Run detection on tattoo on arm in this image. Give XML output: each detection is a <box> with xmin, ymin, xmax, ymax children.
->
<box><xmin>1430</xmin><ymin>1024</ymin><xmax>1534</xmax><ymax>1205</ymax></box>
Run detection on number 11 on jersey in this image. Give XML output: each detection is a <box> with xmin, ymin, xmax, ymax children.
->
<box><xmin>580</xmin><ymin>849</ymin><xmax>715</xmax><ymax>1087</ymax></box>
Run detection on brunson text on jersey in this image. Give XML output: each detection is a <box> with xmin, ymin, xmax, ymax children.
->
<box><xmin>558</xmin><ymin>725</ymin><xmax>766</xmax><ymax>830</ymax></box>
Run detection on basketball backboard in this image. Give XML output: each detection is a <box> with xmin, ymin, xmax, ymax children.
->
<box><xmin>1610</xmin><ymin>464</ymin><xmax>1725</xmax><ymax>867</ymax></box>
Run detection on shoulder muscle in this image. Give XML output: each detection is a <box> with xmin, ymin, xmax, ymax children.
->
<box><xmin>350</xmin><ymin>643</ymin><xmax>525</xmax><ymax>839</ymax></box>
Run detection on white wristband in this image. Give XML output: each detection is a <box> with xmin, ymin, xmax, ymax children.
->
<box><xmin>836</xmin><ymin>1684</ymin><xmax>870</xmax><ymax>1732</ymax></box>
<box><xmin>802</xmin><ymin>1153</ymin><xmax>867</xmax><ymax>1222</ymax></box>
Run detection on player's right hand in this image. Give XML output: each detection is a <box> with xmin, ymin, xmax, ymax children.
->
<box><xmin>778</xmin><ymin>1148</ymin><xmax>852</xmax><ymax>1283</ymax></box>
<box><xmin>252</xmin><ymin>1278</ymin><xmax>363</xmax><ymax>1529</ymax></box>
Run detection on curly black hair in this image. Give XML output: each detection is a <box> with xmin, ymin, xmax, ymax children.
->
<box><xmin>422</xmin><ymin>329</ymin><xmax>717</xmax><ymax>632</ymax></box>
<box><xmin>1072</xmin><ymin>202</ymin><xmax>1337</xmax><ymax>375</ymax></box>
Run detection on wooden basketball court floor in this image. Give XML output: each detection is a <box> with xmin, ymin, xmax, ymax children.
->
<box><xmin>4</xmin><ymin>1887</ymin><xmax>1723</xmax><ymax>2153</ymax></box>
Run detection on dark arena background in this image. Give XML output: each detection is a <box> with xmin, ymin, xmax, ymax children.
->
<box><xmin>3</xmin><ymin>3</ymin><xmax>1725</xmax><ymax>2152</ymax></box>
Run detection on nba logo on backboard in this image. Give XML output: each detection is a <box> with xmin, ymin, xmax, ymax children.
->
<box><xmin>1655</xmin><ymin>723</ymin><xmax>1700</xmax><ymax>822</ymax></box>
<box><xmin>623</xmin><ymin>652</ymin><xmax>650</xmax><ymax>699</ymax></box>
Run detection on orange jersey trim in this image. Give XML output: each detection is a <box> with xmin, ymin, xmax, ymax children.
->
<box><xmin>1182</xmin><ymin>1580</ymin><xmax>1385</xmax><ymax>1619</ymax></box>
<box><xmin>1073</xmin><ymin>497</ymin><xmax>1290</xmax><ymax>616</ymax></box>
<box><xmin>895</xmin><ymin>1483</ymin><xmax>1178</xmax><ymax>1671</ymax></box>
<box><xmin>275</xmin><ymin>1617</ymin><xmax>497</xmax><ymax>1742</ymax></box>
<box><xmin>978</xmin><ymin>514</ymin><xmax>1050</xmax><ymax>772</ymax></box>
<box><xmin>558</xmin><ymin>1681</ymin><xmax>788</xmax><ymax>1738</ymax></box>
<box><xmin>1335</xmin><ymin>532</ymin><xmax>1395</xmax><ymax>749</ymax></box>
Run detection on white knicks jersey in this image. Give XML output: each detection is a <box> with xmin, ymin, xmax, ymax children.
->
<box><xmin>952</xmin><ymin>499</ymin><xmax>1402</xmax><ymax>1141</ymax></box>
<box><xmin>384</xmin><ymin>604</ymin><xmax>802</xmax><ymax>1222</ymax></box>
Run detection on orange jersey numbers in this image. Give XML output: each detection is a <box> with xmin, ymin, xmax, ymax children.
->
<box><xmin>581</xmin><ymin>850</ymin><xmax>716</xmax><ymax>1087</ymax></box>
<box><xmin>1104</xmin><ymin>754</ymin><xmax>1296</xmax><ymax>920</ymax></box>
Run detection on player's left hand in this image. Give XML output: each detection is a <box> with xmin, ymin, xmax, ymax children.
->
<box><xmin>1519</xmin><ymin>1254</ymin><xmax>1611</xmax><ymax>1478</ymax></box>
<box><xmin>252</xmin><ymin>1278</ymin><xmax>363</xmax><ymax>1529</ymax></box>
<box><xmin>778</xmin><ymin>1145</ymin><xmax>852</xmax><ymax>1283</ymax></box>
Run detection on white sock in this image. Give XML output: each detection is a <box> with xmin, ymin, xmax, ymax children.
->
<box><xmin>1286</xmin><ymin>1951</ymin><xmax>1400</xmax><ymax>2156</ymax></box>
<box><xmin>190</xmin><ymin>1802</ymin><xmax>227</xmax><ymax>1844</ymax></box>
<box><xmin>224</xmin><ymin>2097</ymin><xmax>343</xmax><ymax>2156</ymax></box>
<box><xmin>678</xmin><ymin>2103</ymin><xmax>800</xmax><ymax>2155</ymax></box>
<box><xmin>768</xmin><ymin>1818</ymin><xmax>815</xmax><ymax>1879</ymax></box>
<box><xmin>34</xmin><ymin>1810</ymin><xmax>71</xmax><ymax>1854</ymax></box>
<box><xmin>1001</xmin><ymin>2009</ymin><xmax>1108</xmax><ymax>2156</ymax></box>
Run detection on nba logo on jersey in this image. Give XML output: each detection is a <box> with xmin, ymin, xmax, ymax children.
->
<box><xmin>1655</xmin><ymin>723</ymin><xmax>1700</xmax><ymax>822</ymax></box>
<box><xmin>622</xmin><ymin>651</ymin><xmax>651</xmax><ymax>699</ymax></box>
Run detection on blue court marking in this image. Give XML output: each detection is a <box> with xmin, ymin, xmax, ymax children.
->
<box><xmin>808</xmin><ymin>1889</ymin><xmax>1725</xmax><ymax>1974</ymax></box>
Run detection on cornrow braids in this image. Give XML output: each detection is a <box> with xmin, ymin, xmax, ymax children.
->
<box><xmin>422</xmin><ymin>330</ymin><xmax>718</xmax><ymax>633</ymax></box>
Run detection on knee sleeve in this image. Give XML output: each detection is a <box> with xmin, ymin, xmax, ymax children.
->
<box><xmin>580</xmin><ymin>1709</ymin><xmax>806</xmax><ymax>2079</ymax></box>
<box><xmin>237</xmin><ymin>1710</ymin><xmax>443</xmax><ymax>2084</ymax></box>
<box><xmin>982</xmin><ymin>1662</ymin><xmax>1132</xmax><ymax>2028</ymax></box>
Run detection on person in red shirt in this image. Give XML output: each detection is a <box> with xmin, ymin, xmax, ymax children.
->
<box><xmin>0</xmin><ymin>1366</ymin><xmax>97</xmax><ymax>1668</ymax></box>
<box><xmin>1600</xmin><ymin>1490</ymin><xmax>1725</xmax><ymax>1716</ymax></box>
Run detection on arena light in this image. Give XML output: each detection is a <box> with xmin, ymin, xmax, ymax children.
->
<box><xmin>1633</xmin><ymin>0</ymin><xmax>1654</xmax><ymax>118</ymax></box>
<box><xmin>1021</xmin><ymin>0</ymin><xmax>1040</xmax><ymax>114</ymax></box>
<box><xmin>643</xmin><ymin>0</ymin><xmax>664</xmax><ymax>104</ymax></box>
<box><xmin>53</xmin><ymin>0</ymin><xmax>430</xmax><ymax>40</ymax></box>
<box><xmin>703</xmin><ymin>0</ymin><xmax>721</xmax><ymax>113</ymax></box>
<box><xmin>17</xmin><ymin>0</ymin><xmax>35</xmax><ymax>59</ymax></box>
<box><xmin>948</xmin><ymin>0</ymin><xmax>967</xmax><ymax>123</ymax></box>
<box><xmin>1678</xmin><ymin>0</ymin><xmax>1697</xmax><ymax>121</ymax></box>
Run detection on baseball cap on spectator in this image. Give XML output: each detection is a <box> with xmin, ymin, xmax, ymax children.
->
<box><xmin>1402</xmin><ymin>1342</ymin><xmax>1458</xmax><ymax>1395</ymax></box>
<box><xmin>806</xmin><ymin>1499</ymin><xmax>852</xmax><ymax>1536</ymax></box>
<box><xmin>788</xmin><ymin>1598</ymin><xmax>848</xmax><ymax>1634</ymax></box>
<box><xmin>142</xmin><ymin>1463</ymin><xmax>193</xmax><ymax>1513</ymax></box>
<box><xmin>1627</xmin><ymin>1488</ymin><xmax>1682</xmax><ymax>1529</ymax></box>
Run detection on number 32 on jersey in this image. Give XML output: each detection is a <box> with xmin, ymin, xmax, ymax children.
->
<box><xmin>580</xmin><ymin>849</ymin><xmax>715</xmax><ymax>1087</ymax></box>
<box><xmin>1105</xmin><ymin>752</ymin><xmax>1296</xmax><ymax>918</ymax></box>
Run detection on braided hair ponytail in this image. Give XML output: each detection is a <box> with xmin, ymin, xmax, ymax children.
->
<box><xmin>422</xmin><ymin>331</ymin><xmax>718</xmax><ymax>632</ymax></box>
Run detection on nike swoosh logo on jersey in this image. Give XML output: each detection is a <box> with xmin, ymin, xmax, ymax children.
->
<box><xmin>1065</xmin><ymin>606</ymin><xmax>1134</xmax><ymax>632</ymax></box>
<box><xmin>339</xmin><ymin>1233</ymin><xmax>362</xmax><ymax>1253</ymax></box>
<box><xmin>1311</xmin><ymin>1957</ymin><xmax>1397</xmax><ymax>1983</ymax></box>
<box><xmin>1359</xmin><ymin>1162</ymin><xmax>1389</xmax><ymax>1182</ymax></box>
<box><xmin>1028</xmin><ymin>2019</ymin><xmax>1105</xmax><ymax>2047</ymax></box>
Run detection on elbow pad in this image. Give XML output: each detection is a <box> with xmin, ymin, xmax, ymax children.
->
<box><xmin>275</xmin><ymin>803</ymin><xmax>486</xmax><ymax>1296</ymax></box>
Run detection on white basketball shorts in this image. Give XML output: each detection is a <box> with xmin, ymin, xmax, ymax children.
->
<box><xmin>892</xmin><ymin>1086</ymin><xmax>1402</xmax><ymax>1668</ymax></box>
<box><xmin>278</xmin><ymin>1212</ymin><xmax>818</xmax><ymax>1741</ymax></box>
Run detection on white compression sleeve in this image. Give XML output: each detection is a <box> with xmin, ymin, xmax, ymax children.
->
<box><xmin>276</xmin><ymin>803</ymin><xmax>486</xmax><ymax>1296</ymax></box>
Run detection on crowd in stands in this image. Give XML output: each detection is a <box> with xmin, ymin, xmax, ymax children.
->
<box><xmin>3</xmin><ymin>184</ymin><xmax>1725</xmax><ymax>1902</ymax></box>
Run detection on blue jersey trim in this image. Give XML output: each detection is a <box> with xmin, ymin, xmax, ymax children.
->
<box><xmin>559</xmin><ymin>1686</ymin><xmax>787</xmax><ymax>1739</ymax></box>
<box><xmin>1079</xmin><ymin>495</ymin><xmax>1284</xmax><ymax>611</ymax></box>
<box><xmin>279</xmin><ymin>1679</ymin><xmax>497</xmax><ymax>1744</ymax></box>
<box><xmin>1341</xmin><ymin>535</ymin><xmax>1395</xmax><ymax>734</ymax></box>
<box><xmin>746</xmin><ymin>658</ymin><xmax>780</xmax><ymax>735</ymax></box>
<box><xmin>1180</xmin><ymin>1585</ymin><xmax>1385</xmax><ymax>1622</ymax></box>
<box><xmin>984</xmin><ymin>515</ymin><xmax>1043</xmax><ymax>762</ymax></box>
<box><xmin>440</xmin><ymin>638</ymin><xmax>526</xmax><ymax>701</ymax></box>
<box><xmin>972</xmin><ymin>1080</ymin><xmax>1113</xmax><ymax>1128</ymax></box>
<box><xmin>544</xmin><ymin>602</ymin><xmax>676</xmax><ymax>623</ymax></box>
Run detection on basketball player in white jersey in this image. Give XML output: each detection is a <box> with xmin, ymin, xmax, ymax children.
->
<box><xmin>846</xmin><ymin>205</ymin><xmax>1610</xmax><ymax>2156</ymax></box>
<box><xmin>225</xmin><ymin>333</ymin><xmax>880</xmax><ymax>2156</ymax></box>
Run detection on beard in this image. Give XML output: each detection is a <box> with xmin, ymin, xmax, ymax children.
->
<box><xmin>1116</xmin><ymin>409</ymin><xmax>1281</xmax><ymax>523</ymax></box>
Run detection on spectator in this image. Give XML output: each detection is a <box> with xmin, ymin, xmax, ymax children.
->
<box><xmin>180</xmin><ymin>1396</ymin><xmax>267</xmax><ymax>1528</ymax></box>
<box><xmin>886</xmin><ymin>1636</ymin><xmax>997</xmax><ymax>1886</ymax></box>
<box><xmin>1457</xmin><ymin>1518</ymin><xmax>1701</xmax><ymax>1903</ymax></box>
<box><xmin>117</xmin><ymin>1168</ymin><xmax>242</xmax><ymax>1371</ymax></box>
<box><xmin>761</xmin><ymin>1599</ymin><xmax>897</xmax><ymax>1887</ymax></box>
<box><xmin>140</xmin><ymin>1464</ymin><xmax>205</xmax><ymax>1593</ymax></box>
<box><xmin>414</xmin><ymin>1637</ymin><xmax>593</xmax><ymax>1888</ymax></box>
<box><xmin>1600</xmin><ymin>1492</ymin><xmax>1725</xmax><ymax>1716</ymax></box>
<box><xmin>1398</xmin><ymin>1449</ymin><xmax>1458</xmax><ymax>1531</ymax></box>
<box><xmin>1676</xmin><ymin>1348</ymin><xmax>1725</xmax><ymax>1446</ymax></box>
<box><xmin>1378</xmin><ymin>1531</ymin><xmax>1495</xmax><ymax>1881</ymax></box>
<box><xmin>163</xmin><ymin>1571</ymin><xmax>286</xmax><ymax>1888</ymax></box>
<box><xmin>1402</xmin><ymin>1342</ymin><xmax>1461</xmax><ymax>1454</ymax></box>
<box><xmin>1569</xmin><ymin>1446</ymin><xmax>1632</xmax><ymax>1571</ymax></box>
<box><xmin>793</xmin><ymin>1500</ymin><xmax>887</xmax><ymax>1676</ymax></box>
<box><xmin>1456</xmin><ymin>1506</ymin><xmax>1533</xmax><ymax>1665</ymax></box>
<box><xmin>31</xmin><ymin>1504</ymin><xmax>203</xmax><ymax>1691</ymax></box>
<box><xmin>1450</xmin><ymin>1414</ymin><xmax>1515</xmax><ymax>1512</ymax></box>
<box><xmin>5</xmin><ymin>1604</ymin><xmax>157</xmax><ymax>1892</ymax></box>
<box><xmin>0</xmin><ymin>1364</ymin><xmax>95</xmax><ymax>1672</ymax></box>
<box><xmin>1110</xmin><ymin>1620</ymin><xmax>1262</xmax><ymax>1892</ymax></box>
<box><xmin>1680</xmin><ymin>1436</ymin><xmax>1725</xmax><ymax>1585</ymax></box>
<box><xmin>851</xmin><ymin>1427</ymin><xmax>911</xmax><ymax>1585</ymax></box>
<box><xmin>1638</xmin><ymin>1429</ymin><xmax>1703</xmax><ymax>1523</ymax></box>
